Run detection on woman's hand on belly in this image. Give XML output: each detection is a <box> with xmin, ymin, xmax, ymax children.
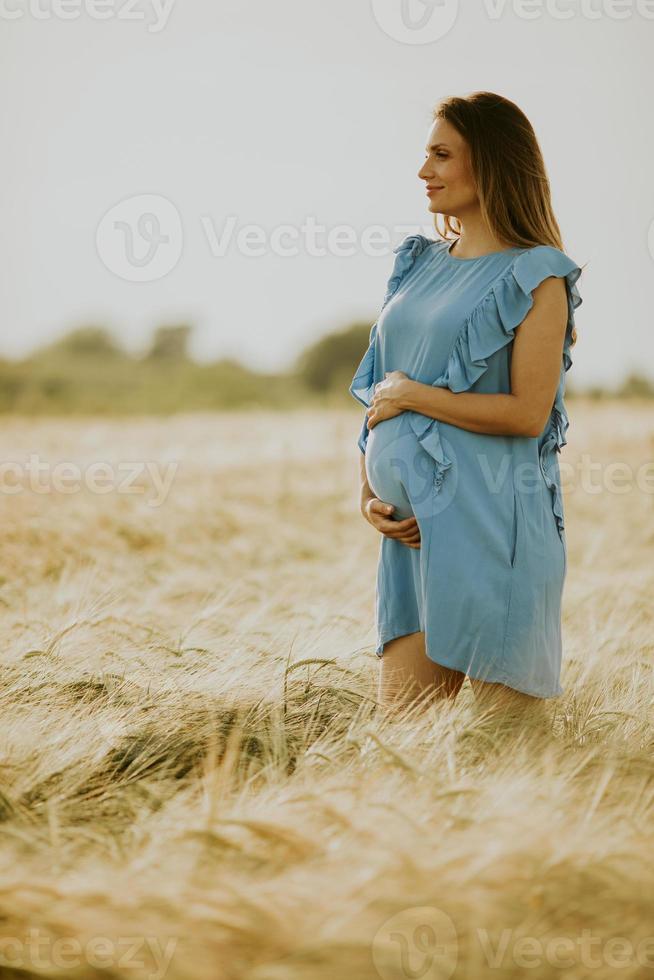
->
<box><xmin>366</xmin><ymin>371</ymin><xmax>412</xmax><ymax>430</ymax></box>
<box><xmin>361</xmin><ymin>496</ymin><xmax>421</xmax><ymax>550</ymax></box>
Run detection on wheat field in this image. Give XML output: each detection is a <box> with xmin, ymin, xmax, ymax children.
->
<box><xmin>0</xmin><ymin>400</ymin><xmax>652</xmax><ymax>980</ymax></box>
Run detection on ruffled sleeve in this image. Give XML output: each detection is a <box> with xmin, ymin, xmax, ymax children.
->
<box><xmin>348</xmin><ymin>233</ymin><xmax>433</xmax><ymax>453</ymax></box>
<box><xmin>407</xmin><ymin>245</ymin><xmax>583</xmax><ymax>532</ymax></box>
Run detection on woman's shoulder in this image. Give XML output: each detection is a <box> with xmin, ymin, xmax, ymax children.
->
<box><xmin>392</xmin><ymin>231</ymin><xmax>440</xmax><ymax>248</ymax></box>
<box><xmin>514</xmin><ymin>242</ymin><xmax>580</xmax><ymax>266</ymax></box>
<box><xmin>509</xmin><ymin>243</ymin><xmax>583</xmax><ymax>296</ymax></box>
<box><xmin>380</xmin><ymin>233</ymin><xmax>443</xmax><ymax>309</ymax></box>
<box><xmin>389</xmin><ymin>232</ymin><xmax>444</xmax><ymax>260</ymax></box>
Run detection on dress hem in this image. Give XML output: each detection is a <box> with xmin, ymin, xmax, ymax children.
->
<box><xmin>375</xmin><ymin>624</ymin><xmax>563</xmax><ymax>700</ymax></box>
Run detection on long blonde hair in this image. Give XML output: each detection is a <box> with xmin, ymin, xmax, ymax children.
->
<box><xmin>432</xmin><ymin>92</ymin><xmax>583</xmax><ymax>348</ymax></box>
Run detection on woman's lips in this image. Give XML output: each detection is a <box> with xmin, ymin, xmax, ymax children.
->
<box><xmin>426</xmin><ymin>187</ymin><xmax>444</xmax><ymax>195</ymax></box>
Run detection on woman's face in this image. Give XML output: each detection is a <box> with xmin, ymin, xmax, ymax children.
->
<box><xmin>418</xmin><ymin>117</ymin><xmax>477</xmax><ymax>218</ymax></box>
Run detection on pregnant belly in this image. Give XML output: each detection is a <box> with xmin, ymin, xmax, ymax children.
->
<box><xmin>365</xmin><ymin>413</ymin><xmax>430</xmax><ymax>522</ymax></box>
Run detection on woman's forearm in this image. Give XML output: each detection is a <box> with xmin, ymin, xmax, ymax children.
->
<box><xmin>399</xmin><ymin>380</ymin><xmax>536</xmax><ymax>437</ymax></box>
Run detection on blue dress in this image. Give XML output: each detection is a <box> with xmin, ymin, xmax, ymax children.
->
<box><xmin>349</xmin><ymin>234</ymin><xmax>583</xmax><ymax>698</ymax></box>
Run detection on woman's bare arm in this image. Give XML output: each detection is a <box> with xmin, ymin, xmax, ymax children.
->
<box><xmin>366</xmin><ymin>276</ymin><xmax>569</xmax><ymax>439</ymax></box>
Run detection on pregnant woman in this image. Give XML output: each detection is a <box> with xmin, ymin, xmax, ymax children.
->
<box><xmin>350</xmin><ymin>91</ymin><xmax>583</xmax><ymax>717</ymax></box>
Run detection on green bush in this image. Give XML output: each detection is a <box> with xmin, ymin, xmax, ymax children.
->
<box><xmin>292</xmin><ymin>321</ymin><xmax>372</xmax><ymax>393</ymax></box>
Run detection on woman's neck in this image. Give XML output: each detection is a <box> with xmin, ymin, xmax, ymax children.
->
<box><xmin>451</xmin><ymin>220</ymin><xmax>509</xmax><ymax>258</ymax></box>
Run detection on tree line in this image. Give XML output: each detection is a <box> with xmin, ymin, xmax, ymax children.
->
<box><xmin>0</xmin><ymin>322</ymin><xmax>649</xmax><ymax>413</ymax></box>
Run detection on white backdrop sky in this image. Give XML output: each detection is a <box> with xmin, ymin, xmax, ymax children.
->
<box><xmin>1</xmin><ymin>0</ymin><xmax>652</xmax><ymax>387</ymax></box>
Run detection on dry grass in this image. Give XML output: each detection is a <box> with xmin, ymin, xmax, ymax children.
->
<box><xmin>0</xmin><ymin>400</ymin><xmax>652</xmax><ymax>980</ymax></box>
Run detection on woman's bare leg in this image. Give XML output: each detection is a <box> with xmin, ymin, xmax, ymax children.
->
<box><xmin>468</xmin><ymin>677</ymin><xmax>548</xmax><ymax>725</ymax></box>
<box><xmin>378</xmin><ymin>631</ymin><xmax>465</xmax><ymax>716</ymax></box>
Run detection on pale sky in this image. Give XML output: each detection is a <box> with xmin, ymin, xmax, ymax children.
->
<box><xmin>1</xmin><ymin>0</ymin><xmax>652</xmax><ymax>388</ymax></box>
